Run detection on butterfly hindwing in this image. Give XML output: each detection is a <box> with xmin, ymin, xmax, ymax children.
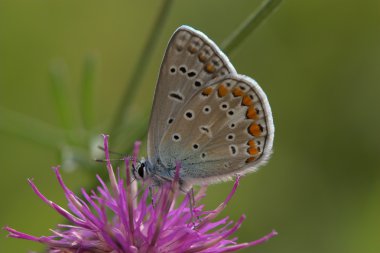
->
<box><xmin>158</xmin><ymin>75</ymin><xmax>274</xmax><ymax>185</ymax></box>
<box><xmin>147</xmin><ymin>26</ymin><xmax>236</xmax><ymax>165</ymax></box>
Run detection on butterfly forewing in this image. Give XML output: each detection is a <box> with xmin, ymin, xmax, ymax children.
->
<box><xmin>158</xmin><ymin>75</ymin><xmax>274</xmax><ymax>185</ymax></box>
<box><xmin>147</xmin><ymin>26</ymin><xmax>236</xmax><ymax>164</ymax></box>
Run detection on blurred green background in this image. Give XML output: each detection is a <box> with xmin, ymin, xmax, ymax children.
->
<box><xmin>1</xmin><ymin>0</ymin><xmax>380</xmax><ymax>252</ymax></box>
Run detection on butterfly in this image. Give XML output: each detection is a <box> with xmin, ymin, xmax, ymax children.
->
<box><xmin>132</xmin><ymin>25</ymin><xmax>274</xmax><ymax>191</ymax></box>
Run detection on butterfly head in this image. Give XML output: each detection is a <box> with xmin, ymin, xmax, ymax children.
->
<box><xmin>132</xmin><ymin>158</ymin><xmax>151</xmax><ymax>181</ymax></box>
<box><xmin>132</xmin><ymin>158</ymin><xmax>175</xmax><ymax>188</ymax></box>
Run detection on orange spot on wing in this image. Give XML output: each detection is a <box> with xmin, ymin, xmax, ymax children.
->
<box><xmin>248</xmin><ymin>140</ymin><xmax>256</xmax><ymax>147</ymax></box>
<box><xmin>246</xmin><ymin>105</ymin><xmax>258</xmax><ymax>119</ymax></box>
<box><xmin>248</xmin><ymin>147</ymin><xmax>259</xmax><ymax>155</ymax></box>
<box><xmin>205</xmin><ymin>63</ymin><xmax>216</xmax><ymax>73</ymax></box>
<box><xmin>202</xmin><ymin>87</ymin><xmax>213</xmax><ymax>96</ymax></box>
<box><xmin>242</xmin><ymin>95</ymin><xmax>253</xmax><ymax>106</ymax></box>
<box><xmin>198</xmin><ymin>54</ymin><xmax>207</xmax><ymax>62</ymax></box>
<box><xmin>246</xmin><ymin>157</ymin><xmax>256</xmax><ymax>163</ymax></box>
<box><xmin>248</xmin><ymin>123</ymin><xmax>262</xmax><ymax>137</ymax></box>
<box><xmin>188</xmin><ymin>45</ymin><xmax>197</xmax><ymax>53</ymax></box>
<box><xmin>218</xmin><ymin>84</ymin><xmax>228</xmax><ymax>97</ymax></box>
<box><xmin>232</xmin><ymin>87</ymin><xmax>244</xmax><ymax>97</ymax></box>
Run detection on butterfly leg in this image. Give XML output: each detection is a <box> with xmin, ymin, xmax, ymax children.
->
<box><xmin>149</xmin><ymin>185</ymin><xmax>156</xmax><ymax>208</ymax></box>
<box><xmin>188</xmin><ymin>188</ymin><xmax>195</xmax><ymax>225</ymax></box>
<box><xmin>188</xmin><ymin>188</ymin><xmax>202</xmax><ymax>227</ymax></box>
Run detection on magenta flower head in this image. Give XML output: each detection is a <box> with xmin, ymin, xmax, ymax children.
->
<box><xmin>4</xmin><ymin>135</ymin><xmax>277</xmax><ymax>252</ymax></box>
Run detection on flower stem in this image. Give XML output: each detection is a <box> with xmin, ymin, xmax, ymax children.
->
<box><xmin>221</xmin><ymin>0</ymin><xmax>283</xmax><ymax>54</ymax></box>
<box><xmin>109</xmin><ymin>0</ymin><xmax>174</xmax><ymax>138</ymax></box>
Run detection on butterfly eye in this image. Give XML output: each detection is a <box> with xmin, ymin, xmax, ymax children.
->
<box><xmin>138</xmin><ymin>163</ymin><xmax>145</xmax><ymax>178</ymax></box>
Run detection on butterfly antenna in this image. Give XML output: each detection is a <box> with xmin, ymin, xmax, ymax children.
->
<box><xmin>97</xmin><ymin>145</ymin><xmax>124</xmax><ymax>156</ymax></box>
<box><xmin>95</xmin><ymin>158</ymin><xmax>126</xmax><ymax>163</ymax></box>
<box><xmin>96</xmin><ymin>145</ymin><xmax>135</xmax><ymax>163</ymax></box>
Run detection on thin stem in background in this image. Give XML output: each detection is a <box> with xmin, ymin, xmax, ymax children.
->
<box><xmin>221</xmin><ymin>0</ymin><xmax>283</xmax><ymax>54</ymax></box>
<box><xmin>0</xmin><ymin>107</ymin><xmax>66</xmax><ymax>149</ymax></box>
<box><xmin>109</xmin><ymin>0</ymin><xmax>174</xmax><ymax>138</ymax></box>
<box><xmin>49</xmin><ymin>62</ymin><xmax>76</xmax><ymax>144</ymax></box>
<box><xmin>81</xmin><ymin>55</ymin><xmax>97</xmax><ymax>130</ymax></box>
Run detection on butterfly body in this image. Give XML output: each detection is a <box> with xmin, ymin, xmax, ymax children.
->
<box><xmin>133</xmin><ymin>26</ymin><xmax>274</xmax><ymax>190</ymax></box>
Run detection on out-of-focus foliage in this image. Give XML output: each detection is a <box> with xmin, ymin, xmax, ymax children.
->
<box><xmin>1</xmin><ymin>1</ymin><xmax>380</xmax><ymax>252</ymax></box>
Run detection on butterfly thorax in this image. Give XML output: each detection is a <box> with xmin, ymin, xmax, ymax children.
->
<box><xmin>133</xmin><ymin>157</ymin><xmax>195</xmax><ymax>192</ymax></box>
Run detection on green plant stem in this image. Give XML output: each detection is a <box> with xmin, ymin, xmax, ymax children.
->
<box><xmin>109</xmin><ymin>0</ymin><xmax>174</xmax><ymax>138</ymax></box>
<box><xmin>49</xmin><ymin>62</ymin><xmax>76</xmax><ymax>143</ymax></box>
<box><xmin>81</xmin><ymin>55</ymin><xmax>96</xmax><ymax>130</ymax></box>
<box><xmin>0</xmin><ymin>107</ymin><xmax>66</xmax><ymax>149</ymax></box>
<box><xmin>221</xmin><ymin>0</ymin><xmax>283</xmax><ymax>54</ymax></box>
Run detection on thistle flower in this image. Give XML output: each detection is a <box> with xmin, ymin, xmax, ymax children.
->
<box><xmin>4</xmin><ymin>135</ymin><xmax>277</xmax><ymax>252</ymax></box>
